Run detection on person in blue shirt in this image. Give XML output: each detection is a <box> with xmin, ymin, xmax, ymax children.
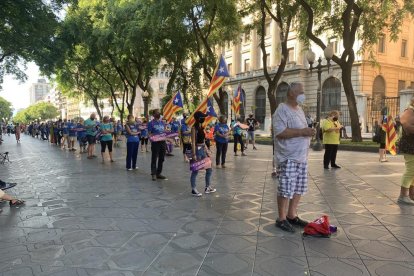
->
<box><xmin>140</xmin><ymin>118</ymin><xmax>149</xmax><ymax>153</ymax></box>
<box><xmin>215</xmin><ymin>115</ymin><xmax>230</xmax><ymax>168</ymax></box>
<box><xmin>67</xmin><ymin>120</ymin><xmax>77</xmax><ymax>151</ymax></box>
<box><xmin>125</xmin><ymin>114</ymin><xmax>140</xmax><ymax>170</ymax></box>
<box><xmin>180</xmin><ymin>113</ymin><xmax>192</xmax><ymax>162</ymax></box>
<box><xmin>148</xmin><ymin>109</ymin><xmax>167</xmax><ymax>180</ymax></box>
<box><xmin>232</xmin><ymin>117</ymin><xmax>247</xmax><ymax>156</ymax></box>
<box><xmin>99</xmin><ymin>116</ymin><xmax>114</xmax><ymax>163</ymax></box>
<box><xmin>76</xmin><ymin>118</ymin><xmax>87</xmax><ymax>153</ymax></box>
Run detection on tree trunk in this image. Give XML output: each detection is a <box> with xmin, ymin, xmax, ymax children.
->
<box><xmin>341</xmin><ymin>64</ymin><xmax>362</xmax><ymax>142</ymax></box>
<box><xmin>267</xmin><ymin>82</ymin><xmax>278</xmax><ymax>116</ymax></box>
<box><xmin>92</xmin><ymin>99</ymin><xmax>103</xmax><ymax>121</ymax></box>
<box><xmin>216</xmin><ymin>87</ymin><xmax>226</xmax><ymax>115</ymax></box>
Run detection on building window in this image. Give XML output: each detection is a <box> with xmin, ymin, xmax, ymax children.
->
<box><xmin>255</xmin><ymin>87</ymin><xmax>266</xmax><ymax>130</ymax></box>
<box><xmin>275</xmin><ymin>82</ymin><xmax>289</xmax><ymax>107</ymax></box>
<box><xmin>372</xmin><ymin>75</ymin><xmax>386</xmax><ymax>111</ymax></box>
<box><xmin>287</xmin><ymin>48</ymin><xmax>295</xmax><ymax>63</ymax></box>
<box><xmin>227</xmin><ymin>63</ymin><xmax>232</xmax><ymax>75</ymax></box>
<box><xmin>265</xmin><ymin>23</ymin><xmax>271</xmax><ymax>36</ymax></box>
<box><xmin>398</xmin><ymin>80</ymin><xmax>406</xmax><ymax>93</ymax></box>
<box><xmin>159</xmin><ymin>82</ymin><xmax>164</xmax><ymax>92</ymax></box>
<box><xmin>411</xmin><ymin>81</ymin><xmax>414</xmax><ymax>89</ymax></box>
<box><xmin>239</xmin><ymin>89</ymin><xmax>246</xmax><ymax>122</ymax></box>
<box><xmin>378</xmin><ymin>35</ymin><xmax>386</xmax><ymax>53</ymax></box>
<box><xmin>322</xmin><ymin>77</ymin><xmax>341</xmax><ymax>112</ymax></box>
<box><xmin>244</xmin><ymin>59</ymin><xmax>250</xmax><ymax>72</ymax></box>
<box><xmin>401</xmin><ymin>39</ymin><xmax>407</xmax><ymax>57</ymax></box>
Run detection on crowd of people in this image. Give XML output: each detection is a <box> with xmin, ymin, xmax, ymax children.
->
<box><xmin>1</xmin><ymin>110</ymin><xmax>261</xmax><ymax>196</ymax></box>
<box><xmin>3</xmin><ymin>83</ymin><xmax>414</xmax><ymax>234</ymax></box>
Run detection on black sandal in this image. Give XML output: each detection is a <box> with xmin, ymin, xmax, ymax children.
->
<box><xmin>9</xmin><ymin>199</ymin><xmax>25</xmax><ymax>207</ymax></box>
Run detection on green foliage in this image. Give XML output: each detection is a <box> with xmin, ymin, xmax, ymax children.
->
<box><xmin>13</xmin><ymin>102</ymin><xmax>59</xmax><ymax>123</ymax></box>
<box><xmin>0</xmin><ymin>96</ymin><xmax>13</xmax><ymax>119</ymax></box>
<box><xmin>0</xmin><ymin>0</ymin><xmax>69</xmax><ymax>88</ymax></box>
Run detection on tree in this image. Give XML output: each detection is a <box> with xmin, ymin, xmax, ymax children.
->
<box><xmin>0</xmin><ymin>96</ymin><xmax>13</xmax><ymax>120</ymax></box>
<box><xmin>0</xmin><ymin>0</ymin><xmax>68</xmax><ymax>88</ymax></box>
<box><xmin>296</xmin><ymin>0</ymin><xmax>414</xmax><ymax>141</ymax></box>
<box><xmin>13</xmin><ymin>102</ymin><xmax>58</xmax><ymax>123</ymax></box>
<box><xmin>254</xmin><ymin>0</ymin><xmax>298</xmax><ymax>115</ymax></box>
<box><xmin>183</xmin><ymin>0</ymin><xmax>242</xmax><ymax>114</ymax></box>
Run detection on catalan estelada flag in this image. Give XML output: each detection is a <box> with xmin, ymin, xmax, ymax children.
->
<box><xmin>203</xmin><ymin>99</ymin><xmax>218</xmax><ymax>127</ymax></box>
<box><xmin>231</xmin><ymin>84</ymin><xmax>242</xmax><ymax>116</ymax></box>
<box><xmin>382</xmin><ymin>114</ymin><xmax>397</xmax><ymax>155</ymax></box>
<box><xmin>162</xmin><ymin>91</ymin><xmax>183</xmax><ymax>122</ymax></box>
<box><xmin>186</xmin><ymin>55</ymin><xmax>229</xmax><ymax>127</ymax></box>
<box><xmin>206</xmin><ymin>55</ymin><xmax>230</xmax><ymax>98</ymax></box>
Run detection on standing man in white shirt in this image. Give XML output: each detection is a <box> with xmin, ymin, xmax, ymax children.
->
<box><xmin>273</xmin><ymin>82</ymin><xmax>315</xmax><ymax>233</ymax></box>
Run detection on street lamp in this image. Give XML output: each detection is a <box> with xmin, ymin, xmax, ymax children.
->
<box><xmin>306</xmin><ymin>45</ymin><xmax>334</xmax><ymax>151</ymax></box>
<box><xmin>142</xmin><ymin>91</ymin><xmax>150</xmax><ymax>120</ymax></box>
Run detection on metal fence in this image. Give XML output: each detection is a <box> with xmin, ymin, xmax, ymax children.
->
<box><xmin>305</xmin><ymin>105</ymin><xmax>351</xmax><ymax>126</ymax></box>
<box><xmin>366</xmin><ymin>96</ymin><xmax>400</xmax><ymax>132</ymax></box>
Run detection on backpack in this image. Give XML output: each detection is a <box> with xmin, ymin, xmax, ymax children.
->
<box><xmin>303</xmin><ymin>215</ymin><xmax>332</xmax><ymax>238</ymax></box>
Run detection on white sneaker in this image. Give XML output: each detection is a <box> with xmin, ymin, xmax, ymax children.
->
<box><xmin>397</xmin><ymin>196</ymin><xmax>414</xmax><ymax>205</ymax></box>
<box><xmin>192</xmin><ymin>190</ymin><xmax>202</xmax><ymax>197</ymax></box>
<box><xmin>204</xmin><ymin>186</ymin><xmax>217</xmax><ymax>194</ymax></box>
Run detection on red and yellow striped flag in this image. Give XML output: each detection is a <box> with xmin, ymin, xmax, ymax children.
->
<box><xmin>382</xmin><ymin>115</ymin><xmax>397</xmax><ymax>155</ymax></box>
<box><xmin>162</xmin><ymin>91</ymin><xmax>183</xmax><ymax>122</ymax></box>
<box><xmin>186</xmin><ymin>56</ymin><xmax>229</xmax><ymax>127</ymax></box>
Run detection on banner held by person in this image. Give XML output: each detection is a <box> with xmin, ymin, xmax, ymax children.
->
<box><xmin>382</xmin><ymin>113</ymin><xmax>397</xmax><ymax>155</ymax></box>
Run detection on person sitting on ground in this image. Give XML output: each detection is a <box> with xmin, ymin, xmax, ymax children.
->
<box><xmin>0</xmin><ymin>185</ymin><xmax>25</xmax><ymax>213</ymax></box>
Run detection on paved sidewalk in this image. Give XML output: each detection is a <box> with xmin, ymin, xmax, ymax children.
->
<box><xmin>0</xmin><ymin>135</ymin><xmax>413</xmax><ymax>276</ymax></box>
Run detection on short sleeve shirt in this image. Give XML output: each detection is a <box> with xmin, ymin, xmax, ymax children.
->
<box><xmin>84</xmin><ymin>118</ymin><xmax>97</xmax><ymax>136</ymax></box>
<box><xmin>246</xmin><ymin>118</ymin><xmax>258</xmax><ymax>132</ymax></box>
<box><xmin>322</xmin><ymin>119</ymin><xmax>340</xmax><ymax>145</ymax></box>
<box><xmin>214</xmin><ymin>123</ymin><xmax>229</xmax><ymax>143</ymax></box>
<box><xmin>148</xmin><ymin>120</ymin><xmax>165</xmax><ymax>135</ymax></box>
<box><xmin>273</xmin><ymin>103</ymin><xmax>310</xmax><ymax>163</ymax></box>
<box><xmin>100</xmin><ymin>123</ymin><xmax>113</xmax><ymax>141</ymax></box>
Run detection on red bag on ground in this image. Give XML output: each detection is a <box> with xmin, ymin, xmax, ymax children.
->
<box><xmin>303</xmin><ymin>215</ymin><xmax>331</xmax><ymax>238</ymax></box>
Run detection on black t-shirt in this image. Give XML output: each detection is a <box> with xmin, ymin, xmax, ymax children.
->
<box><xmin>246</xmin><ymin>117</ymin><xmax>258</xmax><ymax>131</ymax></box>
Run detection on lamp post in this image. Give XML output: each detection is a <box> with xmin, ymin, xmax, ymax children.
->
<box><xmin>306</xmin><ymin>45</ymin><xmax>334</xmax><ymax>151</ymax></box>
<box><xmin>142</xmin><ymin>91</ymin><xmax>150</xmax><ymax>120</ymax></box>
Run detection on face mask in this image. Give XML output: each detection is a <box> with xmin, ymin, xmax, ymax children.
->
<box><xmin>333</xmin><ymin>117</ymin><xmax>338</xmax><ymax>121</ymax></box>
<box><xmin>183</xmin><ymin>115</ymin><xmax>187</xmax><ymax>119</ymax></box>
<box><xmin>296</xmin><ymin>94</ymin><xmax>306</xmax><ymax>105</ymax></box>
<box><xmin>199</xmin><ymin>118</ymin><xmax>205</xmax><ymax>124</ymax></box>
<box><xmin>154</xmin><ymin>114</ymin><xmax>160</xmax><ymax>119</ymax></box>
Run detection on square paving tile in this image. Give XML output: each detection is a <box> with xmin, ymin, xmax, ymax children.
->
<box><xmin>198</xmin><ymin>253</ymin><xmax>254</xmax><ymax>276</ymax></box>
<box><xmin>352</xmin><ymin>240</ymin><xmax>414</xmax><ymax>261</ymax></box>
<box><xmin>308</xmin><ymin>257</ymin><xmax>370</xmax><ymax>276</ymax></box>
<box><xmin>363</xmin><ymin>260</ymin><xmax>414</xmax><ymax>276</ymax></box>
<box><xmin>209</xmin><ymin>235</ymin><xmax>257</xmax><ymax>254</ymax></box>
<box><xmin>252</xmin><ymin>255</ymin><xmax>308</xmax><ymax>276</ymax></box>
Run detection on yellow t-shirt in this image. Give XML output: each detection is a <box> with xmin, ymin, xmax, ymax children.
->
<box><xmin>322</xmin><ymin>119</ymin><xmax>341</xmax><ymax>145</ymax></box>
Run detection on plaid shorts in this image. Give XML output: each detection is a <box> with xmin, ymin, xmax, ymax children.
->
<box><xmin>277</xmin><ymin>160</ymin><xmax>308</xmax><ymax>199</ymax></box>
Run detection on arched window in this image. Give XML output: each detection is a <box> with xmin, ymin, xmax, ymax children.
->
<box><xmin>239</xmin><ymin>89</ymin><xmax>246</xmax><ymax>122</ymax></box>
<box><xmin>322</xmin><ymin>77</ymin><xmax>341</xmax><ymax>112</ymax></box>
<box><xmin>275</xmin><ymin>82</ymin><xmax>289</xmax><ymax>107</ymax></box>
<box><xmin>372</xmin><ymin>75</ymin><xmax>386</xmax><ymax>111</ymax></box>
<box><xmin>255</xmin><ymin>86</ymin><xmax>266</xmax><ymax>130</ymax></box>
<box><xmin>223</xmin><ymin>92</ymin><xmax>229</xmax><ymax>116</ymax></box>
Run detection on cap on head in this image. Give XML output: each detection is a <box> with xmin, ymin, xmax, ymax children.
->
<box><xmin>194</xmin><ymin>111</ymin><xmax>207</xmax><ymax>120</ymax></box>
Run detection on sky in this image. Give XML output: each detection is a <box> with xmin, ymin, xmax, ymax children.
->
<box><xmin>0</xmin><ymin>62</ymin><xmax>46</xmax><ymax>112</ymax></box>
